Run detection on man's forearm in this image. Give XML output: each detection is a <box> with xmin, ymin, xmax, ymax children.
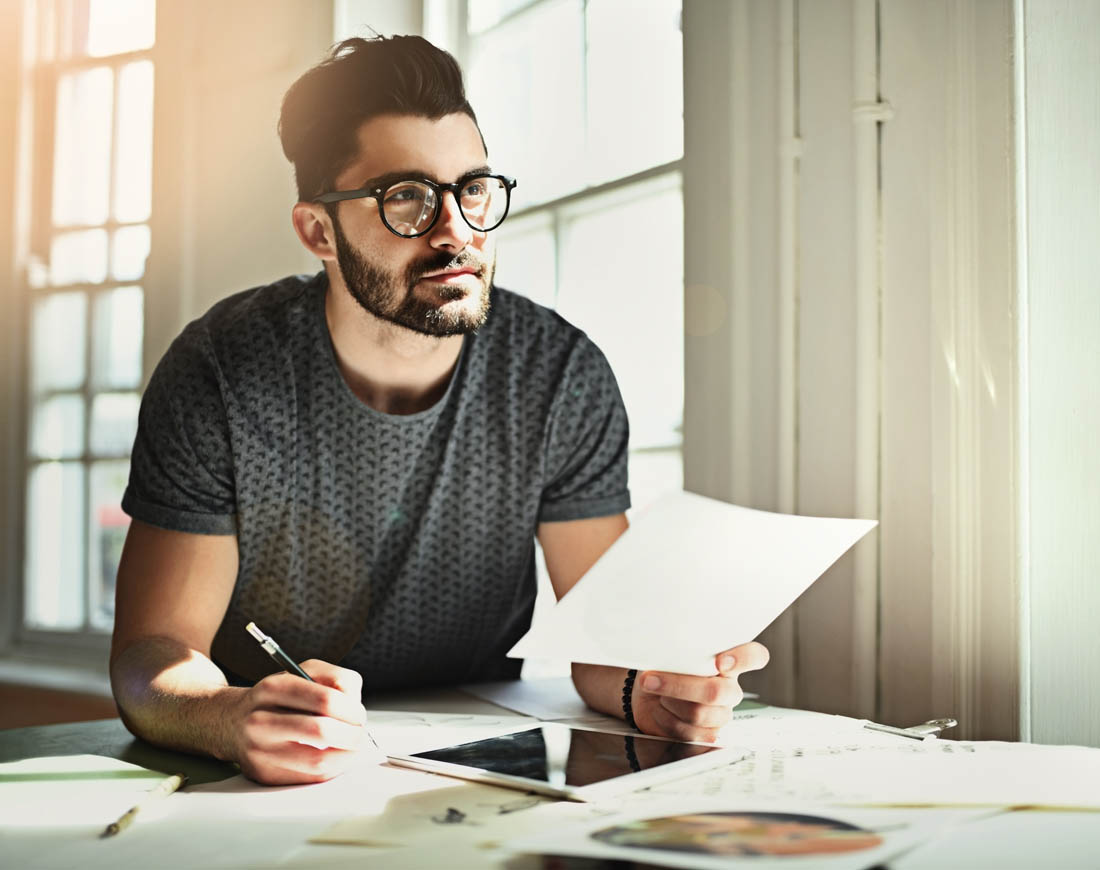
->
<box><xmin>571</xmin><ymin>661</ymin><xmax>630</xmax><ymax>721</ymax></box>
<box><xmin>110</xmin><ymin>635</ymin><xmax>246</xmax><ymax>762</ymax></box>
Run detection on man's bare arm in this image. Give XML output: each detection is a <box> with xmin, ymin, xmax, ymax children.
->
<box><xmin>538</xmin><ymin>514</ymin><xmax>768</xmax><ymax>742</ymax></box>
<box><xmin>110</xmin><ymin>520</ymin><xmax>372</xmax><ymax>783</ymax></box>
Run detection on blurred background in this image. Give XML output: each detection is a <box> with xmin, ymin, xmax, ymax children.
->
<box><xmin>0</xmin><ymin>0</ymin><xmax>1096</xmax><ymax>747</ymax></box>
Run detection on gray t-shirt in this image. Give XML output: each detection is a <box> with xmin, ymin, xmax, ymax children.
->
<box><xmin>122</xmin><ymin>272</ymin><xmax>630</xmax><ymax>690</ymax></box>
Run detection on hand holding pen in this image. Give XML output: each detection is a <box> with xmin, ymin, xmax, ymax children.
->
<box><xmin>246</xmin><ymin>622</ymin><xmax>382</xmax><ymax>754</ymax></box>
<box><xmin>225</xmin><ymin>621</ymin><xmax>382</xmax><ymax>785</ymax></box>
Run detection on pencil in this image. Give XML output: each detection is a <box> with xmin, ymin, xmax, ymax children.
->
<box><xmin>245</xmin><ymin>621</ymin><xmax>312</xmax><ymax>680</ymax></box>
<box><xmin>101</xmin><ymin>772</ymin><xmax>187</xmax><ymax>837</ymax></box>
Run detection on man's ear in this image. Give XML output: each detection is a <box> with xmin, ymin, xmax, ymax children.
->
<box><xmin>292</xmin><ymin>202</ymin><xmax>338</xmax><ymax>261</ymax></box>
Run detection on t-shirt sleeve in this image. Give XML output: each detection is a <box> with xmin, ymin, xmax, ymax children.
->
<box><xmin>121</xmin><ymin>323</ymin><xmax>238</xmax><ymax>535</ymax></box>
<box><xmin>539</xmin><ymin>336</ymin><xmax>631</xmax><ymax>522</ymax></box>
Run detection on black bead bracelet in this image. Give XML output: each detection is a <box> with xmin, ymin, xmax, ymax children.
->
<box><xmin>622</xmin><ymin>668</ymin><xmax>640</xmax><ymax>731</ymax></box>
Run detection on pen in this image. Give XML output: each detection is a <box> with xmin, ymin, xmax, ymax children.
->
<box><xmin>101</xmin><ymin>772</ymin><xmax>187</xmax><ymax>837</ymax></box>
<box><xmin>245</xmin><ymin>621</ymin><xmax>382</xmax><ymax>753</ymax></box>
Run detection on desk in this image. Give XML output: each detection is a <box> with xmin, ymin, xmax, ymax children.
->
<box><xmin>3</xmin><ymin>688</ymin><xmax>1099</xmax><ymax>870</ymax></box>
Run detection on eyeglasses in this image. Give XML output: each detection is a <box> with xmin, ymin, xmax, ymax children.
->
<box><xmin>315</xmin><ymin>174</ymin><xmax>517</xmax><ymax>239</ymax></box>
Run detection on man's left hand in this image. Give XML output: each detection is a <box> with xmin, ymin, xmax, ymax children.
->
<box><xmin>631</xmin><ymin>642</ymin><xmax>770</xmax><ymax>743</ymax></box>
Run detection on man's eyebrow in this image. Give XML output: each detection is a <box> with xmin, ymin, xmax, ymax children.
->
<box><xmin>356</xmin><ymin>165</ymin><xmax>494</xmax><ymax>189</ymax></box>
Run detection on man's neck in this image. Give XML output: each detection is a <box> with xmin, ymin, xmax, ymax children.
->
<box><xmin>324</xmin><ymin>275</ymin><xmax>465</xmax><ymax>416</ymax></box>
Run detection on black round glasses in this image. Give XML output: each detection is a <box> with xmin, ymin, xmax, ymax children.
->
<box><xmin>315</xmin><ymin>174</ymin><xmax>517</xmax><ymax>239</ymax></box>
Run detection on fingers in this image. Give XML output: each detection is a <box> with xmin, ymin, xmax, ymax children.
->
<box><xmin>637</xmin><ymin>670</ymin><xmax>743</xmax><ymax>707</ymax></box>
<box><xmin>252</xmin><ymin>671</ymin><xmax>367</xmax><ymax>726</ymax></box>
<box><xmin>714</xmin><ymin>641</ymin><xmax>770</xmax><ymax>676</ymax></box>
<box><xmin>240</xmin><ymin>742</ymin><xmax>362</xmax><ymax>785</ymax></box>
<box><xmin>242</xmin><ymin>709</ymin><xmax>365</xmax><ymax>751</ymax></box>
<box><xmin>300</xmin><ymin>659</ymin><xmax>364</xmax><ymax>697</ymax></box>
<box><xmin>642</xmin><ymin>699</ymin><xmax>723</xmax><ymax>744</ymax></box>
<box><xmin>658</xmin><ymin>696</ymin><xmax>738</xmax><ymax>730</ymax></box>
<box><xmin>631</xmin><ymin>643</ymin><xmax>771</xmax><ymax>743</ymax></box>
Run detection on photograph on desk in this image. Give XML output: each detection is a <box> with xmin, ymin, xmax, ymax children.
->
<box><xmin>508</xmin><ymin>799</ymin><xmax>995</xmax><ymax>870</ymax></box>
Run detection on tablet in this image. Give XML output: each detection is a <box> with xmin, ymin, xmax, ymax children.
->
<box><xmin>386</xmin><ymin>722</ymin><xmax>739</xmax><ymax>801</ymax></box>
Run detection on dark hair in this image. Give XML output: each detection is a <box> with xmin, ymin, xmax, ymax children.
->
<box><xmin>278</xmin><ymin>35</ymin><xmax>481</xmax><ymax>202</ymax></box>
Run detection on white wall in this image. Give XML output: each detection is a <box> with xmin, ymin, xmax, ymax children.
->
<box><xmin>1021</xmin><ymin>0</ymin><xmax>1100</xmax><ymax>747</ymax></box>
<box><xmin>144</xmin><ymin>0</ymin><xmax>332</xmax><ymax>366</ymax></box>
<box><xmin>333</xmin><ymin>0</ymin><xmax>422</xmax><ymax>41</ymax></box>
<box><xmin>684</xmin><ymin>0</ymin><xmax>1020</xmax><ymax>738</ymax></box>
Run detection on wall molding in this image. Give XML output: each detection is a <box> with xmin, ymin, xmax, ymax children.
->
<box><xmin>850</xmin><ymin>0</ymin><xmax>882</xmax><ymax>722</ymax></box>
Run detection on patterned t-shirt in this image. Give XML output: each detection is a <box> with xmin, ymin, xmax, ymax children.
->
<box><xmin>122</xmin><ymin>272</ymin><xmax>630</xmax><ymax>690</ymax></box>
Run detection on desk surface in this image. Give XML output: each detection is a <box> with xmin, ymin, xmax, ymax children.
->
<box><xmin>3</xmin><ymin>688</ymin><xmax>1100</xmax><ymax>870</ymax></box>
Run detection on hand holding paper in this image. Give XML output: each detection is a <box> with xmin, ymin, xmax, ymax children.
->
<box><xmin>631</xmin><ymin>640</ymin><xmax>771</xmax><ymax>743</ymax></box>
<box><xmin>510</xmin><ymin>491</ymin><xmax>876</xmax><ymax>676</ymax></box>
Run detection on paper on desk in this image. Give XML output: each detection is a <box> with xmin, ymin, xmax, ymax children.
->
<box><xmin>646</xmin><ymin>738</ymin><xmax>1100</xmax><ymax>810</ymax></box>
<box><xmin>0</xmin><ymin>754</ymin><xmax>172</xmax><ymax>829</ymax></box>
<box><xmin>510</xmin><ymin>491</ymin><xmax>877</xmax><ymax>675</ymax></box>
<box><xmin>461</xmin><ymin>676</ymin><xmax>593</xmax><ymax>721</ymax></box>
<box><xmin>507</xmin><ymin>798</ymin><xmax>993</xmax><ymax>870</ymax></box>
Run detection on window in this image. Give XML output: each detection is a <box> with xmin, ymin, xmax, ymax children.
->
<box><xmin>435</xmin><ymin>0</ymin><xmax>686</xmax><ymax>509</ymax></box>
<box><xmin>19</xmin><ymin>0</ymin><xmax>155</xmax><ymax>640</ymax></box>
<box><xmin>426</xmin><ymin>0</ymin><xmax>684</xmax><ymax>676</ymax></box>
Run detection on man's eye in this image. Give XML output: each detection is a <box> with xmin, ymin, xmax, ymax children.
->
<box><xmin>386</xmin><ymin>188</ymin><xmax>423</xmax><ymax>204</ymax></box>
<box><xmin>462</xmin><ymin>181</ymin><xmax>487</xmax><ymax>198</ymax></box>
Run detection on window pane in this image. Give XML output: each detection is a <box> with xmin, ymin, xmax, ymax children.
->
<box><xmin>30</xmin><ymin>394</ymin><xmax>85</xmax><ymax>459</ymax></box>
<box><xmin>114</xmin><ymin>60</ymin><xmax>154</xmax><ymax>222</ymax></box>
<box><xmin>495</xmin><ymin>212</ymin><xmax>556</xmax><ymax>308</ymax></box>
<box><xmin>90</xmin><ymin>391</ymin><xmax>140</xmax><ymax>455</ymax></box>
<box><xmin>92</xmin><ymin>286</ymin><xmax>143</xmax><ymax>389</ymax></box>
<box><xmin>468</xmin><ymin>0</ymin><xmax>535</xmax><ymax>33</ymax></box>
<box><xmin>110</xmin><ymin>224</ymin><xmax>150</xmax><ymax>281</ymax></box>
<box><xmin>586</xmin><ymin>0</ymin><xmax>683</xmax><ymax>183</ymax></box>
<box><xmin>467</xmin><ymin>0</ymin><xmax>585</xmax><ymax>209</ymax></box>
<box><xmin>31</xmin><ymin>291</ymin><xmax>87</xmax><ymax>391</ymax></box>
<box><xmin>50</xmin><ymin>228</ymin><xmax>109</xmax><ymax>284</ymax></box>
<box><xmin>557</xmin><ymin>176</ymin><xmax>684</xmax><ymax>449</ymax></box>
<box><xmin>52</xmin><ymin>66</ymin><xmax>113</xmax><ymax>227</ymax></box>
<box><xmin>89</xmin><ymin>460</ymin><xmax>130</xmax><ymax>630</ymax></box>
<box><xmin>25</xmin><ymin>461</ymin><xmax>86</xmax><ymax>630</ymax></box>
<box><xmin>64</xmin><ymin>0</ymin><xmax>156</xmax><ymax>58</ymax></box>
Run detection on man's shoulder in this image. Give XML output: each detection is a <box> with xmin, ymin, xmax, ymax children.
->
<box><xmin>190</xmin><ymin>272</ymin><xmax>322</xmax><ymax>344</ymax></box>
<box><xmin>152</xmin><ymin>272</ymin><xmax>324</xmax><ymax>398</ymax></box>
<box><xmin>484</xmin><ymin>285</ymin><xmax>587</xmax><ymax>349</ymax></box>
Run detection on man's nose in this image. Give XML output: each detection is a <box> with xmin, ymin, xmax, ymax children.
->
<box><xmin>429</xmin><ymin>190</ymin><xmax>475</xmax><ymax>249</ymax></box>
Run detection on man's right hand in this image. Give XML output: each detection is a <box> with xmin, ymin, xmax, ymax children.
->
<box><xmin>230</xmin><ymin>659</ymin><xmax>380</xmax><ymax>785</ymax></box>
<box><xmin>110</xmin><ymin>522</ymin><xmax>384</xmax><ymax>786</ymax></box>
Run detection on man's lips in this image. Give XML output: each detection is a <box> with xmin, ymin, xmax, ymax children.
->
<box><xmin>420</xmin><ymin>267</ymin><xmax>479</xmax><ymax>283</ymax></box>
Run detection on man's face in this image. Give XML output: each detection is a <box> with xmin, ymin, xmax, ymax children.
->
<box><xmin>327</xmin><ymin>113</ymin><xmax>497</xmax><ymax>337</ymax></box>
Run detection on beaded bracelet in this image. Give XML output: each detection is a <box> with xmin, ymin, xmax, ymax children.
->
<box><xmin>622</xmin><ymin>668</ymin><xmax>640</xmax><ymax>731</ymax></box>
<box><xmin>623</xmin><ymin>735</ymin><xmax>641</xmax><ymax>772</ymax></box>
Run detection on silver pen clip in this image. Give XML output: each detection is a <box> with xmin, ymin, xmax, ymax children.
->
<box><xmin>863</xmin><ymin>717</ymin><xmax>958</xmax><ymax>740</ymax></box>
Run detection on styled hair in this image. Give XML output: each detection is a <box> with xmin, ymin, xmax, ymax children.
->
<box><xmin>278</xmin><ymin>35</ymin><xmax>480</xmax><ymax>202</ymax></box>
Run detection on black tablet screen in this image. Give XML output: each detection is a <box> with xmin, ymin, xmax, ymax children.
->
<box><xmin>411</xmin><ymin>724</ymin><xmax>721</xmax><ymax>787</ymax></box>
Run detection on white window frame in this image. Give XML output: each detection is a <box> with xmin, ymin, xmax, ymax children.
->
<box><xmin>4</xmin><ymin>0</ymin><xmax>155</xmax><ymax>665</ymax></box>
<box><xmin>431</xmin><ymin>0</ymin><xmax>686</xmax><ymax>502</ymax></box>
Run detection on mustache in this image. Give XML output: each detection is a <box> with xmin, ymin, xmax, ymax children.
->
<box><xmin>405</xmin><ymin>250</ymin><xmax>488</xmax><ymax>285</ymax></box>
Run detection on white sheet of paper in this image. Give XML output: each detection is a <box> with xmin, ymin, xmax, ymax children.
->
<box><xmin>0</xmin><ymin>754</ymin><xmax>170</xmax><ymax>828</ymax></box>
<box><xmin>509</xmin><ymin>490</ymin><xmax>877</xmax><ymax>675</ymax></box>
<box><xmin>460</xmin><ymin>676</ymin><xmax>593</xmax><ymax>721</ymax></box>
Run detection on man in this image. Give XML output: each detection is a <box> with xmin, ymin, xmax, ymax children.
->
<box><xmin>110</xmin><ymin>35</ymin><xmax>768</xmax><ymax>785</ymax></box>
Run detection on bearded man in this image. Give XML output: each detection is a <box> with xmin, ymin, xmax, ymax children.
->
<box><xmin>110</xmin><ymin>35</ymin><xmax>768</xmax><ymax>785</ymax></box>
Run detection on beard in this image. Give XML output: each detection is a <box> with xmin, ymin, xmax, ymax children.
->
<box><xmin>331</xmin><ymin>215</ymin><xmax>494</xmax><ymax>337</ymax></box>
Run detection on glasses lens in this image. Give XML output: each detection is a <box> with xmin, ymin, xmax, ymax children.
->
<box><xmin>458</xmin><ymin>176</ymin><xmax>509</xmax><ymax>231</ymax></box>
<box><xmin>381</xmin><ymin>181</ymin><xmax>438</xmax><ymax>236</ymax></box>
